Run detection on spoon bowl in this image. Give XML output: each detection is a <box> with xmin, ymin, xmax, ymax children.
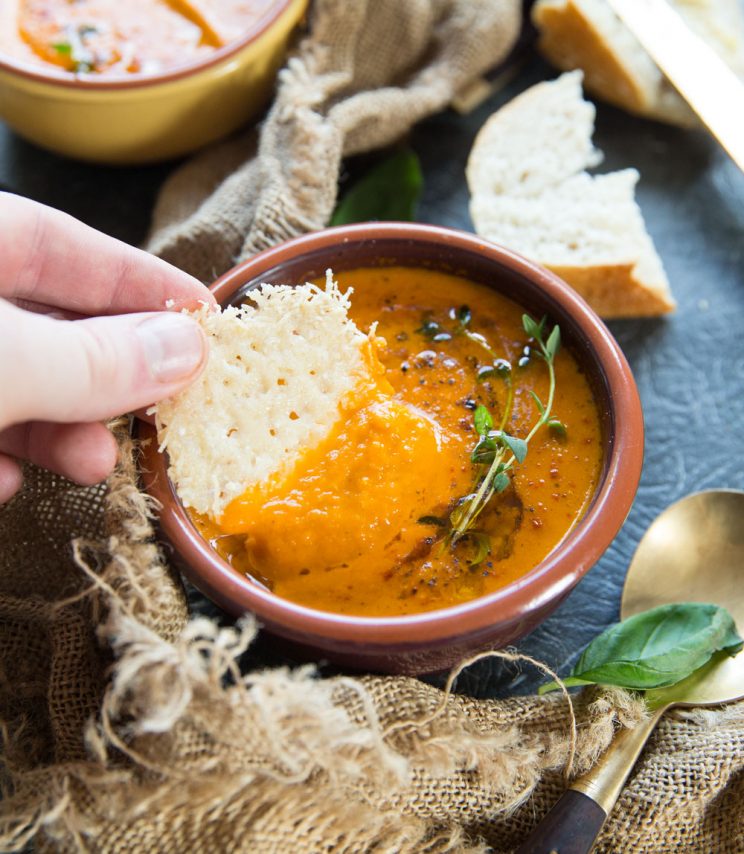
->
<box><xmin>623</xmin><ymin>489</ymin><xmax>744</xmax><ymax>708</ymax></box>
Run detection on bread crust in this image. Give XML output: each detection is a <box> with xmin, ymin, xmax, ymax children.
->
<box><xmin>534</xmin><ymin>0</ymin><xmax>650</xmax><ymax>114</ymax></box>
<box><xmin>532</xmin><ymin>0</ymin><xmax>696</xmax><ymax>126</ymax></box>
<box><xmin>546</xmin><ymin>263</ymin><xmax>676</xmax><ymax>318</ymax></box>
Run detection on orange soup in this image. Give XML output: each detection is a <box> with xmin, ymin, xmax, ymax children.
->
<box><xmin>1</xmin><ymin>0</ymin><xmax>275</xmax><ymax>76</ymax></box>
<box><xmin>193</xmin><ymin>267</ymin><xmax>603</xmax><ymax>617</ymax></box>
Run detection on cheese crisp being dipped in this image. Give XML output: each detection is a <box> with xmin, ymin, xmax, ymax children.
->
<box><xmin>156</xmin><ymin>274</ymin><xmax>453</xmax><ymax>613</ymax></box>
<box><xmin>157</xmin><ymin>269</ymin><xmax>603</xmax><ymax>617</ymax></box>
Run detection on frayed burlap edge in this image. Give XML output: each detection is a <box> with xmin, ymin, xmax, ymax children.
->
<box><xmin>0</xmin><ymin>422</ymin><xmax>649</xmax><ymax>853</ymax></box>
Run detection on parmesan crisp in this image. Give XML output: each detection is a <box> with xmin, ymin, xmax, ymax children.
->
<box><xmin>155</xmin><ymin>272</ymin><xmax>375</xmax><ymax>519</ymax></box>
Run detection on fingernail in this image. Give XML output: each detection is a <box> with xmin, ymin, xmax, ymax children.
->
<box><xmin>136</xmin><ymin>314</ymin><xmax>206</xmax><ymax>383</ymax></box>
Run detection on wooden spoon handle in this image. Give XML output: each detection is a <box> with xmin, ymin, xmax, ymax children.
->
<box><xmin>515</xmin><ymin>708</ymin><xmax>665</xmax><ymax>853</ymax></box>
<box><xmin>514</xmin><ymin>789</ymin><xmax>607</xmax><ymax>854</ymax></box>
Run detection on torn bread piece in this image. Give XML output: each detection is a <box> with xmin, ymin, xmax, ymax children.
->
<box><xmin>532</xmin><ymin>0</ymin><xmax>744</xmax><ymax>126</ymax></box>
<box><xmin>155</xmin><ymin>273</ymin><xmax>380</xmax><ymax>520</ymax></box>
<box><xmin>467</xmin><ymin>72</ymin><xmax>675</xmax><ymax>319</ymax></box>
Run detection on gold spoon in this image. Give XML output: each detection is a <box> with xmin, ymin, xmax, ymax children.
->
<box><xmin>517</xmin><ymin>489</ymin><xmax>744</xmax><ymax>853</ymax></box>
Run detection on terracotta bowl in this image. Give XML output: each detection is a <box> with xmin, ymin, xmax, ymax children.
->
<box><xmin>0</xmin><ymin>0</ymin><xmax>306</xmax><ymax>164</ymax></box>
<box><xmin>139</xmin><ymin>223</ymin><xmax>644</xmax><ymax>675</ymax></box>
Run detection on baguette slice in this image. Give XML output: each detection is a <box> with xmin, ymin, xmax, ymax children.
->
<box><xmin>532</xmin><ymin>0</ymin><xmax>744</xmax><ymax>126</ymax></box>
<box><xmin>467</xmin><ymin>72</ymin><xmax>675</xmax><ymax>318</ymax></box>
<box><xmin>155</xmin><ymin>275</ymin><xmax>376</xmax><ymax>520</ymax></box>
<box><xmin>467</xmin><ymin>68</ymin><xmax>602</xmax><ymax>196</ymax></box>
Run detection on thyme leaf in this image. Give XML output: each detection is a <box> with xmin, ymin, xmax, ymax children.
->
<box><xmin>417</xmin><ymin>515</ymin><xmax>447</xmax><ymax>527</ymax></box>
<box><xmin>498</xmin><ymin>432</ymin><xmax>527</xmax><ymax>464</ymax></box>
<box><xmin>471</xmin><ymin>437</ymin><xmax>497</xmax><ymax>465</ymax></box>
<box><xmin>473</xmin><ymin>405</ymin><xmax>493</xmax><ymax>437</ymax></box>
<box><xmin>548</xmin><ymin>418</ymin><xmax>567</xmax><ymax>437</ymax></box>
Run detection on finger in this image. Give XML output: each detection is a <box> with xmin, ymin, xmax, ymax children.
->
<box><xmin>7</xmin><ymin>297</ymin><xmax>85</xmax><ymax>320</ymax></box>
<box><xmin>0</xmin><ymin>422</ymin><xmax>118</xmax><ymax>486</ymax></box>
<box><xmin>0</xmin><ymin>300</ymin><xmax>208</xmax><ymax>429</ymax></box>
<box><xmin>0</xmin><ymin>192</ymin><xmax>217</xmax><ymax>314</ymax></box>
<box><xmin>0</xmin><ymin>453</ymin><xmax>23</xmax><ymax>504</ymax></box>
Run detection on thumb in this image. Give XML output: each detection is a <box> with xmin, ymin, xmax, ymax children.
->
<box><xmin>1</xmin><ymin>300</ymin><xmax>208</xmax><ymax>429</ymax></box>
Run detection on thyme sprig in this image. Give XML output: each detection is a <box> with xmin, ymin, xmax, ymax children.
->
<box><xmin>450</xmin><ymin>315</ymin><xmax>563</xmax><ymax>542</ymax></box>
<box><xmin>417</xmin><ymin>311</ymin><xmax>566</xmax><ymax>562</ymax></box>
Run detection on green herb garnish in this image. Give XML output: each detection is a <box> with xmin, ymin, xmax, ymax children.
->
<box><xmin>417</xmin><ymin>515</ymin><xmax>447</xmax><ymax>527</ymax></box>
<box><xmin>539</xmin><ymin>603</ymin><xmax>743</xmax><ymax>694</ymax></box>
<box><xmin>414</xmin><ymin>311</ymin><xmax>565</xmax><ymax>565</ymax></box>
<box><xmin>330</xmin><ymin>149</ymin><xmax>423</xmax><ymax>226</ymax></box>
<box><xmin>50</xmin><ymin>25</ymin><xmax>97</xmax><ymax>74</ymax></box>
<box><xmin>448</xmin><ymin>314</ymin><xmax>563</xmax><ymax>544</ymax></box>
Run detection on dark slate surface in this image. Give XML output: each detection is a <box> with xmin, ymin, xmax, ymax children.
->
<box><xmin>3</xmin><ymin>56</ymin><xmax>743</xmax><ymax>698</ymax></box>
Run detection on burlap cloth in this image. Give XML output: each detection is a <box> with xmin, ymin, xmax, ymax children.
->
<box><xmin>2</xmin><ymin>1</ymin><xmax>743</xmax><ymax>851</ymax></box>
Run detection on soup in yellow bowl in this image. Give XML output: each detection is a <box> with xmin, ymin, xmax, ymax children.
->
<box><xmin>0</xmin><ymin>0</ymin><xmax>306</xmax><ymax>163</ymax></box>
<box><xmin>4</xmin><ymin>0</ymin><xmax>276</xmax><ymax>77</ymax></box>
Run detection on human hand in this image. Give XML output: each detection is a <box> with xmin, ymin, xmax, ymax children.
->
<box><xmin>0</xmin><ymin>193</ymin><xmax>216</xmax><ymax>503</ymax></box>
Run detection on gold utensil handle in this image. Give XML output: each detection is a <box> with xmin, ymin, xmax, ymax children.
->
<box><xmin>516</xmin><ymin>707</ymin><xmax>666</xmax><ymax>853</ymax></box>
<box><xmin>570</xmin><ymin>706</ymin><xmax>665</xmax><ymax>813</ymax></box>
<box><xmin>607</xmin><ymin>0</ymin><xmax>744</xmax><ymax>173</ymax></box>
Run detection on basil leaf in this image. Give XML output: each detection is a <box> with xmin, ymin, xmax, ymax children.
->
<box><xmin>540</xmin><ymin>603</ymin><xmax>743</xmax><ymax>694</ymax></box>
<box><xmin>473</xmin><ymin>405</ymin><xmax>493</xmax><ymax>437</ymax></box>
<box><xmin>331</xmin><ymin>149</ymin><xmax>423</xmax><ymax>226</ymax></box>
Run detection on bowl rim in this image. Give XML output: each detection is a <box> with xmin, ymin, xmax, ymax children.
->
<box><xmin>0</xmin><ymin>0</ymin><xmax>298</xmax><ymax>91</ymax></box>
<box><xmin>140</xmin><ymin>222</ymin><xmax>644</xmax><ymax>647</ymax></box>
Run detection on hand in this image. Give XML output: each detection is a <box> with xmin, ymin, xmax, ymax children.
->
<box><xmin>0</xmin><ymin>193</ymin><xmax>216</xmax><ymax>504</ymax></box>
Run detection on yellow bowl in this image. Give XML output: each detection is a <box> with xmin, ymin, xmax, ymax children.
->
<box><xmin>0</xmin><ymin>0</ymin><xmax>307</xmax><ymax>165</ymax></box>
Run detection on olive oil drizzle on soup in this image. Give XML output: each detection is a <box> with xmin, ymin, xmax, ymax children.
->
<box><xmin>194</xmin><ymin>268</ymin><xmax>603</xmax><ymax>617</ymax></box>
<box><xmin>4</xmin><ymin>0</ymin><xmax>275</xmax><ymax>76</ymax></box>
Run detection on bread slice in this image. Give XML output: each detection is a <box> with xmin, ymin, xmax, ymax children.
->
<box><xmin>467</xmin><ymin>72</ymin><xmax>675</xmax><ymax>318</ymax></box>
<box><xmin>155</xmin><ymin>274</ymin><xmax>376</xmax><ymax>519</ymax></box>
<box><xmin>532</xmin><ymin>0</ymin><xmax>744</xmax><ymax>126</ymax></box>
<box><xmin>467</xmin><ymin>68</ymin><xmax>602</xmax><ymax>196</ymax></box>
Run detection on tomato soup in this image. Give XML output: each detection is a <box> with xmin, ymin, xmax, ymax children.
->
<box><xmin>1</xmin><ymin>0</ymin><xmax>275</xmax><ymax>76</ymax></box>
<box><xmin>194</xmin><ymin>267</ymin><xmax>603</xmax><ymax>617</ymax></box>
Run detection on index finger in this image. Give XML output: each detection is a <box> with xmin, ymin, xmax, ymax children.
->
<box><xmin>0</xmin><ymin>192</ymin><xmax>217</xmax><ymax>315</ymax></box>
